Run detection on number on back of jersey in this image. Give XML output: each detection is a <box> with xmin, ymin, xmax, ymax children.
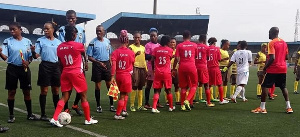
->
<box><xmin>118</xmin><ymin>60</ymin><xmax>126</xmax><ymax>69</ymax></box>
<box><xmin>159</xmin><ymin>56</ymin><xmax>166</xmax><ymax>65</ymax></box>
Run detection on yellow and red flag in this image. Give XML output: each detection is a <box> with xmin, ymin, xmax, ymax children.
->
<box><xmin>19</xmin><ymin>50</ymin><xmax>27</xmax><ymax>72</ymax></box>
<box><xmin>107</xmin><ymin>82</ymin><xmax>120</xmax><ymax>101</ymax></box>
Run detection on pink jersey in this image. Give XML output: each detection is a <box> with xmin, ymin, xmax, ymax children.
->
<box><xmin>111</xmin><ymin>46</ymin><xmax>135</xmax><ymax>75</ymax></box>
<box><xmin>207</xmin><ymin>45</ymin><xmax>221</xmax><ymax>68</ymax></box>
<box><xmin>196</xmin><ymin>43</ymin><xmax>208</xmax><ymax>69</ymax></box>
<box><xmin>175</xmin><ymin>40</ymin><xmax>197</xmax><ymax>71</ymax></box>
<box><xmin>152</xmin><ymin>46</ymin><xmax>173</xmax><ymax>74</ymax></box>
<box><xmin>145</xmin><ymin>42</ymin><xmax>160</xmax><ymax>70</ymax></box>
<box><xmin>57</xmin><ymin>41</ymin><xmax>84</xmax><ymax>73</ymax></box>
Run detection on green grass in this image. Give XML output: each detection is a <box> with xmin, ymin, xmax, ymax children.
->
<box><xmin>0</xmin><ymin>61</ymin><xmax>299</xmax><ymax>137</ymax></box>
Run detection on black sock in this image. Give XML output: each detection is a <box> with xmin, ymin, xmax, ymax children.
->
<box><xmin>145</xmin><ymin>87</ymin><xmax>150</xmax><ymax>105</ymax></box>
<box><xmin>95</xmin><ymin>90</ymin><xmax>100</xmax><ymax>107</ymax></box>
<box><xmin>52</xmin><ymin>94</ymin><xmax>59</xmax><ymax>109</ymax></box>
<box><xmin>24</xmin><ymin>100</ymin><xmax>32</xmax><ymax>116</ymax></box>
<box><xmin>39</xmin><ymin>94</ymin><xmax>46</xmax><ymax>116</ymax></box>
<box><xmin>64</xmin><ymin>101</ymin><xmax>69</xmax><ymax>110</ymax></box>
<box><xmin>7</xmin><ymin>99</ymin><xmax>14</xmax><ymax>116</ymax></box>
<box><xmin>109</xmin><ymin>96</ymin><xmax>113</xmax><ymax>106</ymax></box>
<box><xmin>74</xmin><ymin>93</ymin><xmax>81</xmax><ymax>106</ymax></box>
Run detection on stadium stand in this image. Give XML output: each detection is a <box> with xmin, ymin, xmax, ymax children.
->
<box><xmin>0</xmin><ymin>3</ymin><xmax>96</xmax><ymax>44</ymax></box>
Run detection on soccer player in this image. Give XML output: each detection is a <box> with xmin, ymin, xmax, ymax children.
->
<box><xmin>172</xmin><ymin>30</ymin><xmax>198</xmax><ymax>111</ymax></box>
<box><xmin>151</xmin><ymin>35</ymin><xmax>175</xmax><ymax>113</ymax></box>
<box><xmin>207</xmin><ymin>37</ymin><xmax>229</xmax><ymax>105</ymax></box>
<box><xmin>111</xmin><ymin>30</ymin><xmax>135</xmax><ymax>120</ymax></box>
<box><xmin>293</xmin><ymin>50</ymin><xmax>300</xmax><ymax>94</ymax></box>
<box><xmin>169</xmin><ymin>38</ymin><xmax>180</xmax><ymax>105</ymax></box>
<box><xmin>254</xmin><ymin>43</ymin><xmax>267</xmax><ymax>99</ymax></box>
<box><xmin>31</xmin><ymin>21</ymin><xmax>61</xmax><ymax>120</ymax></box>
<box><xmin>0</xmin><ymin>22</ymin><xmax>38</xmax><ymax>122</ymax></box>
<box><xmin>86</xmin><ymin>25</ymin><xmax>116</xmax><ymax>113</ymax></box>
<box><xmin>229</xmin><ymin>48</ymin><xmax>237</xmax><ymax>98</ymax></box>
<box><xmin>251</xmin><ymin>27</ymin><xmax>293</xmax><ymax>114</ymax></box>
<box><xmin>223</xmin><ymin>41</ymin><xmax>252</xmax><ymax>103</ymax></box>
<box><xmin>50</xmin><ymin>26</ymin><xmax>98</xmax><ymax>127</ymax></box>
<box><xmin>128</xmin><ymin>31</ymin><xmax>147</xmax><ymax>112</ymax></box>
<box><xmin>144</xmin><ymin>28</ymin><xmax>163</xmax><ymax>109</ymax></box>
<box><xmin>196</xmin><ymin>34</ymin><xmax>215</xmax><ymax>107</ymax></box>
<box><xmin>58</xmin><ymin>10</ymin><xmax>86</xmax><ymax>115</ymax></box>
<box><xmin>219</xmin><ymin>39</ymin><xmax>230</xmax><ymax>100</ymax></box>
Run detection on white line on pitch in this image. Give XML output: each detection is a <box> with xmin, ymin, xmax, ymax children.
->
<box><xmin>0</xmin><ymin>103</ymin><xmax>106</xmax><ymax>137</ymax></box>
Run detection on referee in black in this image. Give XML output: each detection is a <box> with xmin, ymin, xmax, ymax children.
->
<box><xmin>0</xmin><ymin>22</ymin><xmax>38</xmax><ymax>123</ymax></box>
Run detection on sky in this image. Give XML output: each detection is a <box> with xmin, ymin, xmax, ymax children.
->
<box><xmin>1</xmin><ymin>0</ymin><xmax>300</xmax><ymax>43</ymax></box>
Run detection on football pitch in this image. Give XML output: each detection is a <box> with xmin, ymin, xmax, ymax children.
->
<box><xmin>0</xmin><ymin>62</ymin><xmax>299</xmax><ymax>137</ymax></box>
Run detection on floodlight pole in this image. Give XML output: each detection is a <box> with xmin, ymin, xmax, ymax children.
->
<box><xmin>14</xmin><ymin>15</ymin><xmax>17</xmax><ymax>22</ymax></box>
<box><xmin>153</xmin><ymin>0</ymin><xmax>157</xmax><ymax>14</ymax></box>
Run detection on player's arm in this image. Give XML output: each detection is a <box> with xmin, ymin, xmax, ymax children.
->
<box><xmin>110</xmin><ymin>52</ymin><xmax>117</xmax><ymax>82</ymax></box>
<box><xmin>223</xmin><ymin>53</ymin><xmax>235</xmax><ymax>72</ymax></box>
<box><xmin>263</xmin><ymin>42</ymin><xmax>275</xmax><ymax>72</ymax></box>
<box><xmin>151</xmin><ymin>56</ymin><xmax>155</xmax><ymax>72</ymax></box>
<box><xmin>58</xmin><ymin>57</ymin><xmax>63</xmax><ymax>73</ymax></box>
<box><xmin>0</xmin><ymin>46</ymin><xmax>7</xmax><ymax>61</ymax></box>
<box><xmin>81</xmin><ymin>47</ymin><xmax>88</xmax><ymax>71</ymax></box>
<box><xmin>254</xmin><ymin>54</ymin><xmax>260</xmax><ymax>64</ymax></box>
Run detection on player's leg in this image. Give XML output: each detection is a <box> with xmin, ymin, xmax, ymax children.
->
<box><xmin>95</xmin><ymin>82</ymin><xmax>102</xmax><ymax>113</ymax></box>
<box><xmin>185</xmin><ymin>70</ymin><xmax>198</xmax><ymax>110</ymax></box>
<box><xmin>105</xmin><ymin>80</ymin><xmax>116</xmax><ymax>112</ymax></box>
<box><xmin>251</xmin><ymin>73</ymin><xmax>274</xmax><ymax>114</ymax></box>
<box><xmin>268</xmin><ymin>84</ymin><xmax>275</xmax><ymax>100</ymax></box>
<box><xmin>257</xmin><ymin>71</ymin><xmax>263</xmax><ymax>99</ymax></box>
<box><xmin>39</xmin><ymin>86</ymin><xmax>49</xmax><ymax>120</ymax></box>
<box><xmin>221</xmin><ymin>70</ymin><xmax>228</xmax><ymax>99</ymax></box>
<box><xmin>130</xmin><ymin>67</ymin><xmax>138</xmax><ymax>111</ymax></box>
<box><xmin>172</xmin><ymin>71</ymin><xmax>180</xmax><ymax>105</ymax></box>
<box><xmin>216</xmin><ymin>69</ymin><xmax>227</xmax><ymax>104</ymax></box>
<box><xmin>5</xmin><ymin>64</ymin><xmax>18</xmax><ymax>123</ymax></box>
<box><xmin>50</xmin><ymin>91</ymin><xmax>71</xmax><ymax>127</ymax></box>
<box><xmin>152</xmin><ymin>89</ymin><xmax>161</xmax><ymax>113</ymax></box>
<box><xmin>198</xmin><ymin>83</ymin><xmax>206</xmax><ymax>103</ymax></box>
<box><xmin>144</xmin><ymin>80</ymin><xmax>153</xmax><ymax>109</ymax></box>
<box><xmin>294</xmin><ymin>66</ymin><xmax>300</xmax><ymax>94</ymax></box>
<box><xmin>80</xmin><ymin>91</ymin><xmax>97</xmax><ymax>124</ymax></box>
<box><xmin>137</xmin><ymin>68</ymin><xmax>147</xmax><ymax>111</ymax></box>
<box><xmin>51</xmin><ymin>86</ymin><xmax>60</xmax><ymax>109</ymax></box>
<box><xmin>115</xmin><ymin>92</ymin><xmax>126</xmax><ymax>119</ymax></box>
<box><xmin>204</xmin><ymin>83</ymin><xmax>214</xmax><ymax>107</ymax></box>
<box><xmin>276</xmin><ymin>74</ymin><xmax>293</xmax><ymax>113</ymax></box>
<box><xmin>7</xmin><ymin>90</ymin><xmax>16</xmax><ymax>123</ymax></box>
<box><xmin>20</xmin><ymin>67</ymin><xmax>38</xmax><ymax>120</ymax></box>
<box><xmin>230</xmin><ymin>74</ymin><xmax>236</xmax><ymax>97</ymax></box>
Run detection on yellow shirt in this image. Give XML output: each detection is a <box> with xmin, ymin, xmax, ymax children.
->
<box><xmin>231</xmin><ymin>49</ymin><xmax>237</xmax><ymax>74</ymax></box>
<box><xmin>171</xmin><ymin>49</ymin><xmax>178</xmax><ymax>69</ymax></box>
<box><xmin>219</xmin><ymin>49</ymin><xmax>229</xmax><ymax>66</ymax></box>
<box><xmin>257</xmin><ymin>51</ymin><xmax>266</xmax><ymax>71</ymax></box>
<box><xmin>129</xmin><ymin>44</ymin><xmax>147</xmax><ymax>69</ymax></box>
<box><xmin>297</xmin><ymin>51</ymin><xmax>300</xmax><ymax>66</ymax></box>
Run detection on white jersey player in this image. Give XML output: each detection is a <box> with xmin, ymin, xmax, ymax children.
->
<box><xmin>222</xmin><ymin>41</ymin><xmax>252</xmax><ymax>102</ymax></box>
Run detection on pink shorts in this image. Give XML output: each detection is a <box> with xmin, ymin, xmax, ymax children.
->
<box><xmin>208</xmin><ymin>67</ymin><xmax>222</xmax><ymax>86</ymax></box>
<box><xmin>153</xmin><ymin>72</ymin><xmax>172</xmax><ymax>89</ymax></box>
<box><xmin>61</xmin><ymin>72</ymin><xmax>87</xmax><ymax>93</ymax></box>
<box><xmin>197</xmin><ymin>68</ymin><xmax>209</xmax><ymax>84</ymax></box>
<box><xmin>178</xmin><ymin>69</ymin><xmax>198</xmax><ymax>88</ymax></box>
<box><xmin>116</xmin><ymin>74</ymin><xmax>132</xmax><ymax>93</ymax></box>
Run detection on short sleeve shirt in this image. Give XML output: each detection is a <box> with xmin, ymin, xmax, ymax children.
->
<box><xmin>86</xmin><ymin>37</ymin><xmax>112</xmax><ymax>61</ymax></box>
<box><xmin>1</xmin><ymin>37</ymin><xmax>32</xmax><ymax>66</ymax></box>
<box><xmin>152</xmin><ymin>46</ymin><xmax>173</xmax><ymax>74</ymax></box>
<box><xmin>35</xmin><ymin>36</ymin><xmax>61</xmax><ymax>63</ymax></box>
<box><xmin>111</xmin><ymin>46</ymin><xmax>135</xmax><ymax>75</ymax></box>
<box><xmin>266</xmin><ymin>38</ymin><xmax>288</xmax><ymax>73</ymax></box>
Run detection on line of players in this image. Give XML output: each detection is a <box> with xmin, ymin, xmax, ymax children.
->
<box><xmin>0</xmin><ymin>10</ymin><xmax>294</xmax><ymax>128</ymax></box>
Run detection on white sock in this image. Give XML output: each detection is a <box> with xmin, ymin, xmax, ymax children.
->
<box><xmin>260</xmin><ymin>102</ymin><xmax>266</xmax><ymax>110</ymax></box>
<box><xmin>241</xmin><ymin>87</ymin><xmax>246</xmax><ymax>99</ymax></box>
<box><xmin>233</xmin><ymin>86</ymin><xmax>242</xmax><ymax>99</ymax></box>
<box><xmin>286</xmin><ymin>101</ymin><xmax>291</xmax><ymax>109</ymax></box>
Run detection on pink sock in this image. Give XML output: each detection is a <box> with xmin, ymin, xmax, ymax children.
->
<box><xmin>116</xmin><ymin>99</ymin><xmax>124</xmax><ymax>116</ymax></box>
<box><xmin>205</xmin><ymin>89</ymin><xmax>211</xmax><ymax>104</ymax></box>
<box><xmin>187</xmin><ymin>87</ymin><xmax>196</xmax><ymax>101</ymax></box>
<box><xmin>180</xmin><ymin>88</ymin><xmax>187</xmax><ymax>105</ymax></box>
<box><xmin>123</xmin><ymin>95</ymin><xmax>128</xmax><ymax>111</ymax></box>
<box><xmin>218</xmin><ymin>86</ymin><xmax>224</xmax><ymax>102</ymax></box>
<box><xmin>53</xmin><ymin>100</ymin><xmax>65</xmax><ymax>120</ymax></box>
<box><xmin>81</xmin><ymin>101</ymin><xmax>91</xmax><ymax>121</ymax></box>
<box><xmin>167</xmin><ymin>93</ymin><xmax>173</xmax><ymax>109</ymax></box>
<box><xmin>152</xmin><ymin>93</ymin><xmax>159</xmax><ymax>109</ymax></box>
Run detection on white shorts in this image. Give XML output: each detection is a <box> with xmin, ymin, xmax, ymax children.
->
<box><xmin>237</xmin><ymin>71</ymin><xmax>249</xmax><ymax>85</ymax></box>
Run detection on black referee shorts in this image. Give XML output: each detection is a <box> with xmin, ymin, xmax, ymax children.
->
<box><xmin>37</xmin><ymin>61</ymin><xmax>61</xmax><ymax>87</ymax></box>
<box><xmin>261</xmin><ymin>73</ymin><xmax>286</xmax><ymax>89</ymax></box>
<box><xmin>6</xmin><ymin>64</ymin><xmax>31</xmax><ymax>90</ymax></box>
<box><xmin>91</xmin><ymin>61</ymin><xmax>111</xmax><ymax>82</ymax></box>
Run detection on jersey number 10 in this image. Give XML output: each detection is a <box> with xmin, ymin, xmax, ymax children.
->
<box><xmin>64</xmin><ymin>54</ymin><xmax>73</xmax><ymax>65</ymax></box>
